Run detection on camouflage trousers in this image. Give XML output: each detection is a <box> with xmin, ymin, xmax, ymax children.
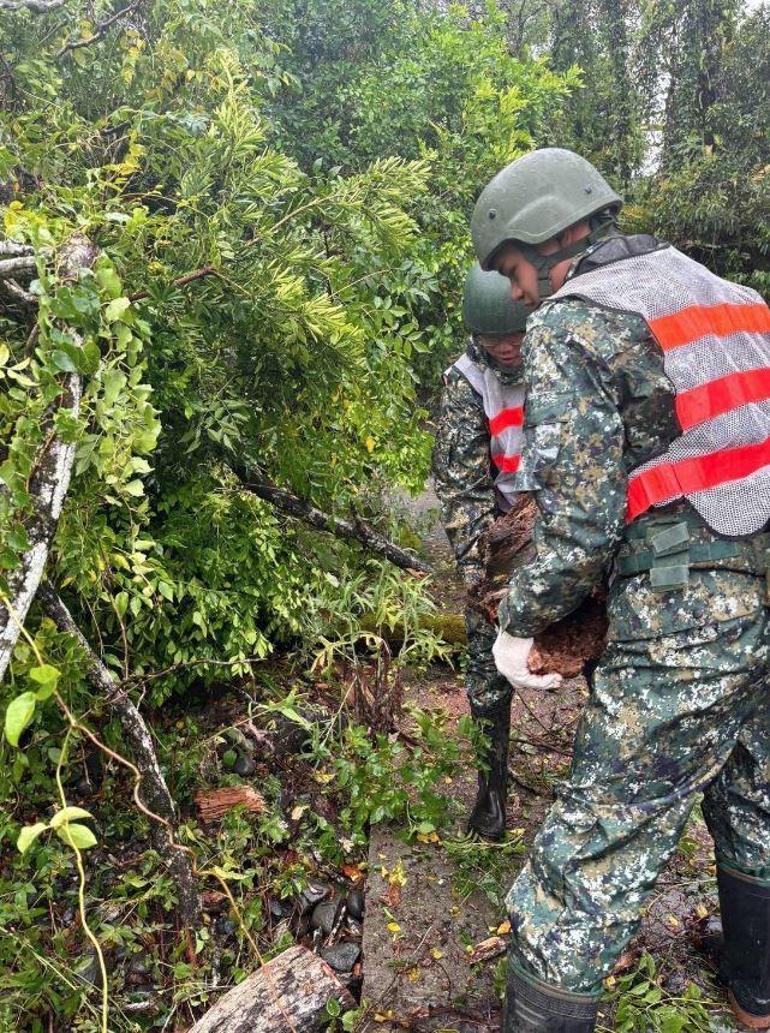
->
<box><xmin>465</xmin><ymin>606</ymin><xmax>511</xmax><ymax>711</ymax></box>
<box><xmin>507</xmin><ymin>568</ymin><xmax>770</xmax><ymax>995</ymax></box>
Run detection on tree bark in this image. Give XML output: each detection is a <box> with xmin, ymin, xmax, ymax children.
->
<box><xmin>0</xmin><ymin>373</ymin><xmax>81</xmax><ymax>682</ymax></box>
<box><xmin>38</xmin><ymin>583</ymin><xmax>201</xmax><ymax>930</ymax></box>
<box><xmin>241</xmin><ymin>477</ymin><xmax>431</xmax><ymax>575</ymax></box>
<box><xmin>188</xmin><ymin>945</ymin><xmax>355</xmax><ymax>1033</ymax></box>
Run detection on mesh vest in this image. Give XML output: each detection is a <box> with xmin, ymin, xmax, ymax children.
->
<box><xmin>449</xmin><ymin>351</ymin><xmax>524</xmax><ymax>512</ymax></box>
<box><xmin>551</xmin><ymin>245</ymin><xmax>770</xmax><ymax>534</ymax></box>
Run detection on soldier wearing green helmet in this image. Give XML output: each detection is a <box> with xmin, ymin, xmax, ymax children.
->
<box><xmin>471</xmin><ymin>148</ymin><xmax>770</xmax><ymax>1032</ymax></box>
<box><xmin>434</xmin><ymin>264</ymin><xmax>558</xmax><ymax>841</ymax></box>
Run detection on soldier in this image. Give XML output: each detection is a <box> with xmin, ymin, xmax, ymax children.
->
<box><xmin>470</xmin><ymin>147</ymin><xmax>770</xmax><ymax>1031</ymax></box>
<box><xmin>433</xmin><ymin>264</ymin><xmax>560</xmax><ymax>842</ymax></box>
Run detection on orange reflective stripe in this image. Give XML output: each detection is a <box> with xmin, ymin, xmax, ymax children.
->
<box><xmin>488</xmin><ymin>406</ymin><xmax>524</xmax><ymax>436</ymax></box>
<box><xmin>492</xmin><ymin>453</ymin><xmax>521</xmax><ymax>473</ymax></box>
<box><xmin>649</xmin><ymin>302</ymin><xmax>770</xmax><ymax>352</ymax></box>
<box><xmin>676</xmin><ymin>367</ymin><xmax>770</xmax><ymax>429</ymax></box>
<box><xmin>627</xmin><ymin>434</ymin><xmax>770</xmax><ymax>521</ymax></box>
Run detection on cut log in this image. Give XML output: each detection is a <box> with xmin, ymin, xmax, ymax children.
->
<box><xmin>470</xmin><ymin>496</ymin><xmax>608</xmax><ymax>678</ymax></box>
<box><xmin>195</xmin><ymin>785</ymin><xmax>266</xmax><ymax>823</ymax></box>
<box><xmin>188</xmin><ymin>944</ymin><xmax>355</xmax><ymax>1033</ymax></box>
<box><xmin>358</xmin><ymin>611</ymin><xmax>467</xmax><ymax>646</ymax></box>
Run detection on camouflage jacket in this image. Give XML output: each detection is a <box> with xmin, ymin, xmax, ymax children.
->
<box><xmin>433</xmin><ymin>338</ymin><xmax>523</xmax><ymax>586</ymax></box>
<box><xmin>499</xmin><ymin>235</ymin><xmax>681</xmax><ymax>637</ymax></box>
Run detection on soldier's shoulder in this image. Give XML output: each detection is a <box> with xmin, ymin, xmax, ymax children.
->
<box><xmin>442</xmin><ymin>360</ymin><xmax>483</xmax><ymax>402</ymax></box>
<box><xmin>528</xmin><ymin>298</ymin><xmax>647</xmax><ymax>358</ymax></box>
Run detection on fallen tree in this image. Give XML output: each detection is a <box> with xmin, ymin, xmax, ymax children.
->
<box><xmin>187</xmin><ymin>945</ymin><xmax>355</xmax><ymax>1033</ymax></box>
<box><xmin>0</xmin><ymin>371</ymin><xmax>81</xmax><ymax>681</ymax></box>
<box><xmin>240</xmin><ymin>476</ymin><xmax>432</xmax><ymax>575</ymax></box>
<box><xmin>1</xmin><ymin>237</ymin><xmax>199</xmax><ymax>932</ymax></box>
<box><xmin>0</xmin><ymin>237</ymin><xmax>93</xmax><ymax>681</ymax></box>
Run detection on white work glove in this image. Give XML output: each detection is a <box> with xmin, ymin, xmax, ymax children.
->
<box><xmin>492</xmin><ymin>631</ymin><xmax>563</xmax><ymax>691</ymax></box>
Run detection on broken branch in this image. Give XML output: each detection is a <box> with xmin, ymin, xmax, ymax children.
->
<box><xmin>38</xmin><ymin>583</ymin><xmax>201</xmax><ymax>929</ymax></box>
<box><xmin>57</xmin><ymin>0</ymin><xmax>142</xmax><ymax>57</ymax></box>
<box><xmin>0</xmin><ymin>373</ymin><xmax>81</xmax><ymax>682</ymax></box>
<box><xmin>240</xmin><ymin>476</ymin><xmax>432</xmax><ymax>574</ymax></box>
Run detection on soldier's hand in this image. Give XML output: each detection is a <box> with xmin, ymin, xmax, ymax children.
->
<box><xmin>492</xmin><ymin>631</ymin><xmax>563</xmax><ymax>691</ymax></box>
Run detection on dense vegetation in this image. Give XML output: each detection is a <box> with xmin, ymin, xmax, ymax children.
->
<box><xmin>0</xmin><ymin>0</ymin><xmax>767</xmax><ymax>1029</ymax></box>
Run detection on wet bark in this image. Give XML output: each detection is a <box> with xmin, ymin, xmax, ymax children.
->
<box><xmin>0</xmin><ymin>373</ymin><xmax>81</xmax><ymax>681</ymax></box>
<box><xmin>241</xmin><ymin>476</ymin><xmax>432</xmax><ymax>574</ymax></box>
<box><xmin>38</xmin><ymin>584</ymin><xmax>201</xmax><ymax>929</ymax></box>
<box><xmin>188</xmin><ymin>945</ymin><xmax>354</xmax><ymax>1033</ymax></box>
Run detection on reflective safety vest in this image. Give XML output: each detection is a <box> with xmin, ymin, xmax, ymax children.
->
<box><xmin>449</xmin><ymin>351</ymin><xmax>524</xmax><ymax>512</ymax></box>
<box><xmin>551</xmin><ymin>245</ymin><xmax>770</xmax><ymax>535</ymax></box>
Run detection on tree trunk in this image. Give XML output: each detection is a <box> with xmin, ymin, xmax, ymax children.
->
<box><xmin>188</xmin><ymin>945</ymin><xmax>355</xmax><ymax>1033</ymax></box>
<box><xmin>38</xmin><ymin>583</ymin><xmax>201</xmax><ymax>930</ymax></box>
<box><xmin>0</xmin><ymin>373</ymin><xmax>81</xmax><ymax>682</ymax></box>
<box><xmin>240</xmin><ymin>476</ymin><xmax>431</xmax><ymax>574</ymax></box>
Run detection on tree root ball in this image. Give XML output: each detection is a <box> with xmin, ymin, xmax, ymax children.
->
<box><xmin>471</xmin><ymin>496</ymin><xmax>608</xmax><ymax>678</ymax></box>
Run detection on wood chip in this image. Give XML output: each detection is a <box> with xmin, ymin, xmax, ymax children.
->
<box><xmin>195</xmin><ymin>785</ymin><xmax>266</xmax><ymax>822</ymax></box>
<box><xmin>467</xmin><ymin>934</ymin><xmax>508</xmax><ymax>964</ymax></box>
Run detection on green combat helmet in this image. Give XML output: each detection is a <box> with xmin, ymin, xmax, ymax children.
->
<box><xmin>463</xmin><ymin>263</ymin><xmax>530</xmax><ymax>337</ymax></box>
<box><xmin>471</xmin><ymin>147</ymin><xmax>622</xmax><ymax>297</ymax></box>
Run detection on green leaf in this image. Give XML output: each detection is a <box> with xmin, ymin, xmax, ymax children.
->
<box><xmin>104</xmin><ymin>297</ymin><xmax>130</xmax><ymax>322</ymax></box>
<box><xmin>114</xmin><ymin>323</ymin><xmax>133</xmax><ymax>349</ymax></box>
<box><xmin>56</xmin><ymin>823</ymin><xmax>97</xmax><ymax>850</ymax></box>
<box><xmin>50</xmin><ymin>806</ymin><xmax>93</xmax><ymax>829</ymax></box>
<box><xmin>29</xmin><ymin>663</ymin><xmax>60</xmax><ymax>701</ymax></box>
<box><xmin>17</xmin><ymin>822</ymin><xmax>48</xmax><ymax>854</ymax></box>
<box><xmin>102</xmin><ymin>369</ymin><xmax>127</xmax><ymax>406</ymax></box>
<box><xmin>158</xmin><ymin>580</ymin><xmax>174</xmax><ymax>601</ymax></box>
<box><xmin>96</xmin><ymin>265</ymin><xmax>122</xmax><ymax>298</ymax></box>
<box><xmin>115</xmin><ymin>591</ymin><xmax>129</xmax><ymax>617</ymax></box>
<box><xmin>124</xmin><ymin>479</ymin><xmax>145</xmax><ymax>497</ymax></box>
<box><xmin>0</xmin><ymin>343</ymin><xmax>9</xmax><ymax>366</ymax></box>
<box><xmin>51</xmin><ymin>350</ymin><xmax>78</xmax><ymax>373</ymax></box>
<box><xmin>81</xmin><ymin>339</ymin><xmax>102</xmax><ymax>374</ymax></box>
<box><xmin>5</xmin><ymin>692</ymin><xmax>36</xmax><ymax>747</ymax></box>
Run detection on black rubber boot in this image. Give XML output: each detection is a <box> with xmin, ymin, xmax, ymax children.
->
<box><xmin>718</xmin><ymin>865</ymin><xmax>770</xmax><ymax>1029</ymax></box>
<box><xmin>467</xmin><ymin>697</ymin><xmax>510</xmax><ymax>841</ymax></box>
<box><xmin>503</xmin><ymin>956</ymin><xmax>599</xmax><ymax>1032</ymax></box>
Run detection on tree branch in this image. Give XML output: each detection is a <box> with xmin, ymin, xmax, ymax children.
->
<box><xmin>0</xmin><ymin>373</ymin><xmax>81</xmax><ymax>682</ymax></box>
<box><xmin>4</xmin><ymin>278</ymin><xmax>36</xmax><ymax>304</ymax></box>
<box><xmin>128</xmin><ymin>264</ymin><xmax>218</xmax><ymax>303</ymax></box>
<box><xmin>57</xmin><ymin>0</ymin><xmax>142</xmax><ymax>58</ymax></box>
<box><xmin>38</xmin><ymin>582</ymin><xmax>201</xmax><ymax>930</ymax></box>
<box><xmin>0</xmin><ymin>240</ymin><xmax>33</xmax><ymax>257</ymax></box>
<box><xmin>0</xmin><ymin>0</ymin><xmax>67</xmax><ymax>11</ymax></box>
<box><xmin>0</xmin><ymin>254</ymin><xmax>36</xmax><ymax>278</ymax></box>
<box><xmin>240</xmin><ymin>476</ymin><xmax>432</xmax><ymax>574</ymax></box>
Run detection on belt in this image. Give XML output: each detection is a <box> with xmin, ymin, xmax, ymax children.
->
<box><xmin>615</xmin><ymin>519</ymin><xmax>770</xmax><ymax>591</ymax></box>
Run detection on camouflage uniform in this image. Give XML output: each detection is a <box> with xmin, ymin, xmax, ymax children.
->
<box><xmin>499</xmin><ymin>266</ymin><xmax>770</xmax><ymax>995</ymax></box>
<box><xmin>433</xmin><ymin>338</ymin><xmax>520</xmax><ymax>710</ymax></box>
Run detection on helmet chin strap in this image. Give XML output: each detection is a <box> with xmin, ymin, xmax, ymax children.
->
<box><xmin>520</xmin><ymin>216</ymin><xmax>618</xmax><ymax>299</ymax></box>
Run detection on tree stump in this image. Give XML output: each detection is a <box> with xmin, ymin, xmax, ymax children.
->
<box><xmin>470</xmin><ymin>496</ymin><xmax>608</xmax><ymax>677</ymax></box>
<box><xmin>188</xmin><ymin>945</ymin><xmax>355</xmax><ymax>1032</ymax></box>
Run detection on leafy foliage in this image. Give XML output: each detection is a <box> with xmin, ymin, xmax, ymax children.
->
<box><xmin>0</xmin><ymin>0</ymin><xmax>767</xmax><ymax>1029</ymax></box>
